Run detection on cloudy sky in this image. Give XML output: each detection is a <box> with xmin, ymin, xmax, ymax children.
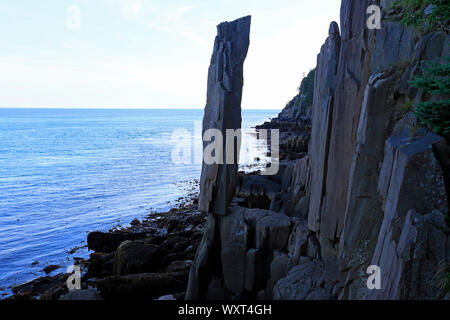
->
<box><xmin>0</xmin><ymin>0</ymin><xmax>341</xmax><ymax>109</ymax></box>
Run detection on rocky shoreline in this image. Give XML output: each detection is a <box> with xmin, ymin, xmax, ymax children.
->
<box><xmin>6</xmin><ymin>180</ymin><xmax>208</xmax><ymax>300</ymax></box>
<box><xmin>8</xmin><ymin>162</ymin><xmax>307</xmax><ymax>300</ymax></box>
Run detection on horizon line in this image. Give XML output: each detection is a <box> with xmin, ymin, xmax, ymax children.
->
<box><xmin>0</xmin><ymin>106</ymin><xmax>282</xmax><ymax>110</ymax></box>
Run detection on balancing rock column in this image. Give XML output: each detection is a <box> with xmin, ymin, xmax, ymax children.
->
<box><xmin>186</xmin><ymin>16</ymin><xmax>251</xmax><ymax>300</ymax></box>
<box><xmin>199</xmin><ymin>15</ymin><xmax>251</xmax><ymax>216</ymax></box>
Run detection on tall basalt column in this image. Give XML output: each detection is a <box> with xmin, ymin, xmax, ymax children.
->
<box><xmin>307</xmin><ymin>22</ymin><xmax>341</xmax><ymax>232</ymax></box>
<box><xmin>319</xmin><ymin>0</ymin><xmax>370</xmax><ymax>242</ymax></box>
<box><xmin>199</xmin><ymin>16</ymin><xmax>251</xmax><ymax>216</ymax></box>
<box><xmin>186</xmin><ymin>16</ymin><xmax>251</xmax><ymax>300</ymax></box>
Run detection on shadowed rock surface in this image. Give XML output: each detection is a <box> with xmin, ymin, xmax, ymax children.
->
<box><xmin>8</xmin><ymin>1</ymin><xmax>450</xmax><ymax>302</ymax></box>
<box><xmin>188</xmin><ymin>0</ymin><xmax>450</xmax><ymax>301</ymax></box>
<box><xmin>199</xmin><ymin>15</ymin><xmax>251</xmax><ymax>216</ymax></box>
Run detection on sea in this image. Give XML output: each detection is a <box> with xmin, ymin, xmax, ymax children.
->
<box><xmin>0</xmin><ymin>108</ymin><xmax>278</xmax><ymax>297</ymax></box>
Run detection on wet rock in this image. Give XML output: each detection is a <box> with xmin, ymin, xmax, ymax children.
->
<box><xmin>130</xmin><ymin>218</ymin><xmax>140</xmax><ymax>226</ymax></box>
<box><xmin>60</xmin><ymin>288</ymin><xmax>100</xmax><ymax>300</ymax></box>
<box><xmin>40</xmin><ymin>285</ymin><xmax>67</xmax><ymax>301</ymax></box>
<box><xmin>114</xmin><ymin>240</ymin><xmax>168</xmax><ymax>276</ymax></box>
<box><xmin>96</xmin><ymin>272</ymin><xmax>186</xmax><ymax>300</ymax></box>
<box><xmin>12</xmin><ymin>274</ymin><xmax>67</xmax><ymax>297</ymax></box>
<box><xmin>43</xmin><ymin>265</ymin><xmax>60</xmax><ymax>274</ymax></box>
<box><xmin>86</xmin><ymin>252</ymin><xmax>115</xmax><ymax>278</ymax></box>
<box><xmin>87</xmin><ymin>231</ymin><xmax>147</xmax><ymax>253</ymax></box>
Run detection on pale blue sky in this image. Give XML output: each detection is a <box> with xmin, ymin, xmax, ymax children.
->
<box><xmin>0</xmin><ymin>0</ymin><xmax>341</xmax><ymax>109</ymax></box>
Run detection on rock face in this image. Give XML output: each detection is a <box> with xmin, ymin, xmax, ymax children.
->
<box><xmin>273</xmin><ymin>260</ymin><xmax>339</xmax><ymax>300</ymax></box>
<box><xmin>199</xmin><ymin>15</ymin><xmax>251</xmax><ymax>216</ymax></box>
<box><xmin>187</xmin><ymin>206</ymin><xmax>321</xmax><ymax>299</ymax></box>
<box><xmin>188</xmin><ymin>1</ymin><xmax>450</xmax><ymax>301</ymax></box>
<box><xmin>307</xmin><ymin>21</ymin><xmax>341</xmax><ymax>233</ymax></box>
<box><xmin>256</xmin><ymin>69</ymin><xmax>315</xmax><ymax>157</ymax></box>
<box><xmin>303</xmin><ymin>0</ymin><xmax>449</xmax><ymax>300</ymax></box>
<box><xmin>186</xmin><ymin>15</ymin><xmax>252</xmax><ymax>299</ymax></box>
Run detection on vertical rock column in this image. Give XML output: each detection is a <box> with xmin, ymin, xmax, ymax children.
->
<box><xmin>307</xmin><ymin>22</ymin><xmax>341</xmax><ymax>232</ymax></box>
<box><xmin>199</xmin><ymin>16</ymin><xmax>251</xmax><ymax>216</ymax></box>
<box><xmin>186</xmin><ymin>16</ymin><xmax>251</xmax><ymax>300</ymax></box>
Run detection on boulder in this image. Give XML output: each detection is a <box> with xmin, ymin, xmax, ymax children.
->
<box><xmin>255</xmin><ymin>212</ymin><xmax>291</xmax><ymax>252</ymax></box>
<box><xmin>87</xmin><ymin>231</ymin><xmax>147</xmax><ymax>253</ymax></box>
<box><xmin>113</xmin><ymin>240</ymin><xmax>167</xmax><ymax>276</ymax></box>
<box><xmin>60</xmin><ymin>288</ymin><xmax>100</xmax><ymax>300</ymax></box>
<box><xmin>236</xmin><ymin>175</ymin><xmax>281</xmax><ymax>206</ymax></box>
<box><xmin>266</xmin><ymin>251</ymin><xmax>292</xmax><ymax>298</ymax></box>
<box><xmin>273</xmin><ymin>260</ymin><xmax>339</xmax><ymax>300</ymax></box>
<box><xmin>287</xmin><ymin>221</ymin><xmax>310</xmax><ymax>264</ymax></box>
<box><xmin>86</xmin><ymin>252</ymin><xmax>115</xmax><ymax>278</ymax></box>
<box><xmin>96</xmin><ymin>272</ymin><xmax>186</xmax><ymax>300</ymax></box>
<box><xmin>366</xmin><ymin>210</ymin><xmax>449</xmax><ymax>300</ymax></box>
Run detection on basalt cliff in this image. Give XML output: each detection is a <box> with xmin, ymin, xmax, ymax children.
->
<box><xmin>187</xmin><ymin>0</ymin><xmax>450</xmax><ymax>300</ymax></box>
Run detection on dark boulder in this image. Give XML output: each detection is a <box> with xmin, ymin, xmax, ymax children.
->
<box><xmin>113</xmin><ymin>240</ymin><xmax>168</xmax><ymax>276</ymax></box>
<box><xmin>87</xmin><ymin>231</ymin><xmax>148</xmax><ymax>253</ymax></box>
<box><xmin>96</xmin><ymin>272</ymin><xmax>186</xmax><ymax>300</ymax></box>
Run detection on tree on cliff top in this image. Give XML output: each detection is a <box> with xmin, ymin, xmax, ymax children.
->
<box><xmin>411</xmin><ymin>56</ymin><xmax>450</xmax><ymax>135</ymax></box>
<box><xmin>298</xmin><ymin>69</ymin><xmax>316</xmax><ymax>109</ymax></box>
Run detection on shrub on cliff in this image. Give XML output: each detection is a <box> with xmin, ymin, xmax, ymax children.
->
<box><xmin>389</xmin><ymin>0</ymin><xmax>450</xmax><ymax>31</ymax></box>
<box><xmin>298</xmin><ymin>69</ymin><xmax>316</xmax><ymax>109</ymax></box>
<box><xmin>410</xmin><ymin>57</ymin><xmax>450</xmax><ymax>135</ymax></box>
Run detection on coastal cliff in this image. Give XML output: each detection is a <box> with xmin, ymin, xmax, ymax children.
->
<box><xmin>188</xmin><ymin>0</ymin><xmax>450</xmax><ymax>300</ymax></box>
<box><xmin>8</xmin><ymin>1</ymin><xmax>449</xmax><ymax>301</ymax></box>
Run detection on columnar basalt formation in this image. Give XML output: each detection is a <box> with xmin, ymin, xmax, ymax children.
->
<box><xmin>198</xmin><ymin>15</ymin><xmax>251</xmax><ymax>216</ymax></box>
<box><xmin>186</xmin><ymin>15</ymin><xmax>251</xmax><ymax>299</ymax></box>
<box><xmin>188</xmin><ymin>0</ymin><xmax>450</xmax><ymax>301</ymax></box>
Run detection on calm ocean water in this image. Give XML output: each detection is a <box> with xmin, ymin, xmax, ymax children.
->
<box><xmin>0</xmin><ymin>108</ymin><xmax>278</xmax><ymax>296</ymax></box>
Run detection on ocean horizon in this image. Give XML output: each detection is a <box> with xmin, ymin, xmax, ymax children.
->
<box><xmin>0</xmin><ymin>107</ymin><xmax>278</xmax><ymax>296</ymax></box>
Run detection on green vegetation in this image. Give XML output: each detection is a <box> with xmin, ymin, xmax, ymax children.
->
<box><xmin>389</xmin><ymin>0</ymin><xmax>450</xmax><ymax>31</ymax></box>
<box><xmin>410</xmin><ymin>57</ymin><xmax>450</xmax><ymax>135</ymax></box>
<box><xmin>441</xmin><ymin>271</ymin><xmax>450</xmax><ymax>292</ymax></box>
<box><xmin>401</xmin><ymin>99</ymin><xmax>414</xmax><ymax>112</ymax></box>
<box><xmin>445</xmin><ymin>213</ymin><xmax>450</xmax><ymax>230</ymax></box>
<box><xmin>297</xmin><ymin>68</ymin><xmax>316</xmax><ymax>109</ymax></box>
